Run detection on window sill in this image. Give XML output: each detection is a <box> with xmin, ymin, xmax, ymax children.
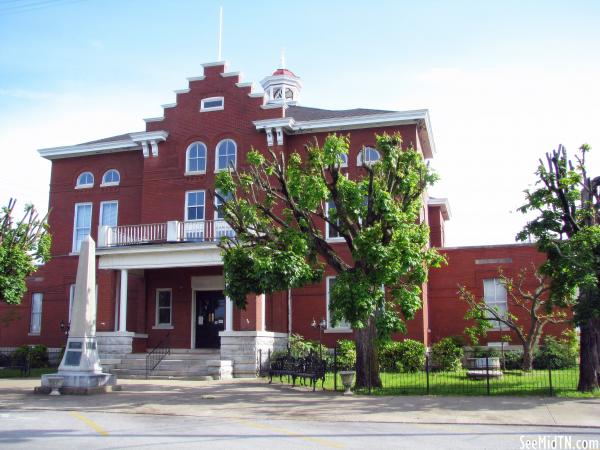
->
<box><xmin>326</xmin><ymin>237</ymin><xmax>345</xmax><ymax>243</ymax></box>
<box><xmin>184</xmin><ymin>171</ymin><xmax>206</xmax><ymax>177</ymax></box>
<box><xmin>324</xmin><ymin>328</ymin><xmax>352</xmax><ymax>334</ymax></box>
<box><xmin>75</xmin><ymin>185</ymin><xmax>93</xmax><ymax>190</ymax></box>
<box><xmin>152</xmin><ymin>325</ymin><xmax>174</xmax><ymax>330</ymax></box>
<box><xmin>100</xmin><ymin>183</ymin><xmax>120</xmax><ymax>188</ymax></box>
<box><xmin>28</xmin><ymin>332</ymin><xmax>41</xmax><ymax>336</ymax></box>
<box><xmin>200</xmin><ymin>107</ymin><xmax>224</xmax><ymax>112</ymax></box>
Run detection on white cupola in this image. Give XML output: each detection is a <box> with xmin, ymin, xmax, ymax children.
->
<box><xmin>260</xmin><ymin>65</ymin><xmax>302</xmax><ymax>106</ymax></box>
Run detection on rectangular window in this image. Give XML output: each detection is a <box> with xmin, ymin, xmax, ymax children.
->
<box><xmin>214</xmin><ymin>189</ymin><xmax>235</xmax><ymax>238</ymax></box>
<box><xmin>185</xmin><ymin>191</ymin><xmax>205</xmax><ymax>221</ymax></box>
<box><xmin>326</xmin><ymin>276</ymin><xmax>351</xmax><ymax>331</ymax></box>
<box><xmin>155</xmin><ymin>289</ymin><xmax>172</xmax><ymax>327</ymax></box>
<box><xmin>326</xmin><ymin>200</ymin><xmax>342</xmax><ymax>240</ymax></box>
<box><xmin>73</xmin><ymin>203</ymin><xmax>92</xmax><ymax>253</ymax></box>
<box><xmin>483</xmin><ymin>278</ymin><xmax>508</xmax><ymax>330</ymax></box>
<box><xmin>100</xmin><ymin>201</ymin><xmax>118</xmax><ymax>227</ymax></box>
<box><xmin>200</xmin><ymin>96</ymin><xmax>224</xmax><ymax>111</ymax></box>
<box><xmin>30</xmin><ymin>293</ymin><xmax>43</xmax><ymax>334</ymax></box>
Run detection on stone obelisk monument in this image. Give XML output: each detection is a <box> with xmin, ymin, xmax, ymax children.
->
<box><xmin>39</xmin><ymin>236</ymin><xmax>117</xmax><ymax>394</ymax></box>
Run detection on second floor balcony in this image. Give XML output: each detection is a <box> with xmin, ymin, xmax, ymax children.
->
<box><xmin>97</xmin><ymin>220</ymin><xmax>235</xmax><ymax>248</ymax></box>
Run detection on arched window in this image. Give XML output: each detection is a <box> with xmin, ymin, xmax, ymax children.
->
<box><xmin>216</xmin><ymin>139</ymin><xmax>237</xmax><ymax>171</ymax></box>
<box><xmin>101</xmin><ymin>169</ymin><xmax>120</xmax><ymax>186</ymax></box>
<box><xmin>357</xmin><ymin>147</ymin><xmax>381</xmax><ymax>166</ymax></box>
<box><xmin>76</xmin><ymin>172</ymin><xmax>94</xmax><ymax>188</ymax></box>
<box><xmin>186</xmin><ymin>142</ymin><xmax>207</xmax><ymax>174</ymax></box>
<box><xmin>339</xmin><ymin>153</ymin><xmax>348</xmax><ymax>168</ymax></box>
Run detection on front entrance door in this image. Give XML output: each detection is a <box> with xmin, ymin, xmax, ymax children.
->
<box><xmin>195</xmin><ymin>291</ymin><xmax>225</xmax><ymax>348</ymax></box>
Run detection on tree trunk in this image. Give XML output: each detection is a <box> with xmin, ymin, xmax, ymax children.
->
<box><xmin>522</xmin><ymin>342</ymin><xmax>534</xmax><ymax>371</ymax></box>
<box><xmin>354</xmin><ymin>316</ymin><xmax>382</xmax><ymax>389</ymax></box>
<box><xmin>578</xmin><ymin>317</ymin><xmax>600</xmax><ymax>391</ymax></box>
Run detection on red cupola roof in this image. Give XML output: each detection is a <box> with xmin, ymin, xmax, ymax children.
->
<box><xmin>272</xmin><ymin>68</ymin><xmax>297</xmax><ymax>77</ymax></box>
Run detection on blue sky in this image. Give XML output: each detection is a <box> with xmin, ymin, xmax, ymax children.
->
<box><xmin>1</xmin><ymin>0</ymin><xmax>599</xmax><ymax>246</ymax></box>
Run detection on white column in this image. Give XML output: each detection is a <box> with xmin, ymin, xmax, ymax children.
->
<box><xmin>225</xmin><ymin>296</ymin><xmax>233</xmax><ymax>332</ymax></box>
<box><xmin>119</xmin><ymin>269</ymin><xmax>128</xmax><ymax>332</ymax></box>
<box><xmin>260</xmin><ymin>294</ymin><xmax>266</xmax><ymax>332</ymax></box>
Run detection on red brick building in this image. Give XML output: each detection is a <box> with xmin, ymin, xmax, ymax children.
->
<box><xmin>0</xmin><ymin>61</ymin><xmax>553</xmax><ymax>376</ymax></box>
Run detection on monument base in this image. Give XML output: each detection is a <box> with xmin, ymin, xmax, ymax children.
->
<box><xmin>38</xmin><ymin>371</ymin><xmax>117</xmax><ymax>395</ymax></box>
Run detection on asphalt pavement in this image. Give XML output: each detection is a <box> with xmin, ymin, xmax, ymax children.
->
<box><xmin>0</xmin><ymin>378</ymin><xmax>598</xmax><ymax>449</ymax></box>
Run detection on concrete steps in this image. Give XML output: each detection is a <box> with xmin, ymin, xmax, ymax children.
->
<box><xmin>110</xmin><ymin>349</ymin><xmax>230</xmax><ymax>379</ymax></box>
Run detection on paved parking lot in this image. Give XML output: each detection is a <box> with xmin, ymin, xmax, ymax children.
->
<box><xmin>0</xmin><ymin>378</ymin><xmax>599</xmax><ymax>449</ymax></box>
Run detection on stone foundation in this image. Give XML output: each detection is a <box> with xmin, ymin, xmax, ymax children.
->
<box><xmin>219</xmin><ymin>331</ymin><xmax>288</xmax><ymax>378</ymax></box>
<box><xmin>207</xmin><ymin>359</ymin><xmax>233</xmax><ymax>380</ymax></box>
<box><xmin>97</xmin><ymin>331</ymin><xmax>134</xmax><ymax>360</ymax></box>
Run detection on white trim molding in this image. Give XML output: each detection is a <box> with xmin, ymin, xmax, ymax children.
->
<box><xmin>427</xmin><ymin>197</ymin><xmax>452</xmax><ymax>220</ymax></box>
<box><xmin>254</xmin><ymin>109</ymin><xmax>436</xmax><ymax>158</ymax></box>
<box><xmin>39</xmin><ymin>131</ymin><xmax>168</xmax><ymax>160</ymax></box>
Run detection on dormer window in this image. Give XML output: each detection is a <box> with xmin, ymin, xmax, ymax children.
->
<box><xmin>357</xmin><ymin>147</ymin><xmax>381</xmax><ymax>166</ymax></box>
<box><xmin>200</xmin><ymin>97</ymin><xmax>224</xmax><ymax>112</ymax></box>
<box><xmin>76</xmin><ymin>172</ymin><xmax>94</xmax><ymax>189</ymax></box>
<box><xmin>101</xmin><ymin>169</ymin><xmax>120</xmax><ymax>186</ymax></box>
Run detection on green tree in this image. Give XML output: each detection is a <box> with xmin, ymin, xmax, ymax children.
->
<box><xmin>459</xmin><ymin>266</ymin><xmax>571</xmax><ymax>370</ymax></box>
<box><xmin>214</xmin><ymin>133</ymin><xmax>443</xmax><ymax>388</ymax></box>
<box><xmin>0</xmin><ymin>199</ymin><xmax>51</xmax><ymax>305</ymax></box>
<box><xmin>517</xmin><ymin>144</ymin><xmax>600</xmax><ymax>391</ymax></box>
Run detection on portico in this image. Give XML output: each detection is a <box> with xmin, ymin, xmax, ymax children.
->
<box><xmin>93</xmin><ymin>236</ymin><xmax>286</xmax><ymax>377</ymax></box>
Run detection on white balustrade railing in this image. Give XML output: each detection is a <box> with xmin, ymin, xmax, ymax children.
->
<box><xmin>98</xmin><ymin>220</ymin><xmax>235</xmax><ymax>247</ymax></box>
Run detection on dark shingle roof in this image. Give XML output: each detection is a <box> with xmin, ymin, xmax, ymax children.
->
<box><xmin>285</xmin><ymin>105</ymin><xmax>393</xmax><ymax>122</ymax></box>
<box><xmin>78</xmin><ymin>133</ymin><xmax>139</xmax><ymax>146</ymax></box>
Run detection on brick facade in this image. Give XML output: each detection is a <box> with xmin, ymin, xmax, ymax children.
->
<box><xmin>0</xmin><ymin>61</ymin><xmax>568</xmax><ymax>353</ymax></box>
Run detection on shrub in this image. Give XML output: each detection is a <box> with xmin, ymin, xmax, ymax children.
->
<box><xmin>431</xmin><ymin>337</ymin><xmax>463</xmax><ymax>372</ymax></box>
<box><xmin>379</xmin><ymin>339</ymin><xmax>426</xmax><ymax>372</ymax></box>
<box><xmin>533</xmin><ymin>334</ymin><xmax>578</xmax><ymax>370</ymax></box>
<box><xmin>335</xmin><ymin>339</ymin><xmax>356</xmax><ymax>370</ymax></box>
<box><xmin>502</xmin><ymin>350</ymin><xmax>524</xmax><ymax>370</ymax></box>
<box><xmin>11</xmin><ymin>344</ymin><xmax>49</xmax><ymax>368</ymax></box>
<box><xmin>472</xmin><ymin>346</ymin><xmax>501</xmax><ymax>358</ymax></box>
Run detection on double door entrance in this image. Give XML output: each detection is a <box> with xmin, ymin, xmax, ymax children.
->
<box><xmin>195</xmin><ymin>291</ymin><xmax>225</xmax><ymax>348</ymax></box>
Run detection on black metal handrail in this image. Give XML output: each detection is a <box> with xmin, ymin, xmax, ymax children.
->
<box><xmin>145</xmin><ymin>333</ymin><xmax>171</xmax><ymax>379</ymax></box>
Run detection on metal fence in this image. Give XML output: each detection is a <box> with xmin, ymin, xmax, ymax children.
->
<box><xmin>261</xmin><ymin>347</ymin><xmax>580</xmax><ymax>396</ymax></box>
<box><xmin>0</xmin><ymin>346</ymin><xmax>63</xmax><ymax>377</ymax></box>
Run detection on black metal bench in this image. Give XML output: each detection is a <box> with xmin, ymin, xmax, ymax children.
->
<box><xmin>0</xmin><ymin>352</ymin><xmax>31</xmax><ymax>377</ymax></box>
<box><xmin>268</xmin><ymin>352</ymin><xmax>326</xmax><ymax>391</ymax></box>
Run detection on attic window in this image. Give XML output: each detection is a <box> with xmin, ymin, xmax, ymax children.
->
<box><xmin>200</xmin><ymin>97</ymin><xmax>224</xmax><ymax>112</ymax></box>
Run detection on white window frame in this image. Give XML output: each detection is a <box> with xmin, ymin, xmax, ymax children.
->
<box><xmin>75</xmin><ymin>171</ymin><xmax>94</xmax><ymax>189</ymax></box>
<box><xmin>185</xmin><ymin>142</ymin><xmax>207</xmax><ymax>175</ymax></box>
<box><xmin>185</xmin><ymin>190</ymin><xmax>206</xmax><ymax>221</ymax></box>
<box><xmin>200</xmin><ymin>96</ymin><xmax>224</xmax><ymax>112</ymax></box>
<box><xmin>214</xmin><ymin>189</ymin><xmax>235</xmax><ymax>238</ymax></box>
<box><xmin>215</xmin><ymin>139</ymin><xmax>237</xmax><ymax>172</ymax></box>
<box><xmin>483</xmin><ymin>278</ymin><xmax>508</xmax><ymax>330</ymax></box>
<box><xmin>72</xmin><ymin>202</ymin><xmax>93</xmax><ymax>253</ymax></box>
<box><xmin>100</xmin><ymin>169</ymin><xmax>120</xmax><ymax>187</ymax></box>
<box><xmin>357</xmin><ymin>147</ymin><xmax>381</xmax><ymax>166</ymax></box>
<box><xmin>154</xmin><ymin>288</ymin><xmax>173</xmax><ymax>329</ymax></box>
<box><xmin>325</xmin><ymin>200</ymin><xmax>344</xmax><ymax>242</ymax></box>
<box><xmin>325</xmin><ymin>276</ymin><xmax>352</xmax><ymax>332</ymax></box>
<box><xmin>339</xmin><ymin>153</ymin><xmax>348</xmax><ymax>168</ymax></box>
<box><xmin>100</xmin><ymin>200</ymin><xmax>118</xmax><ymax>228</ymax></box>
<box><xmin>29</xmin><ymin>293</ymin><xmax>43</xmax><ymax>335</ymax></box>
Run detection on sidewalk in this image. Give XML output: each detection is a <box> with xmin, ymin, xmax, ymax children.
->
<box><xmin>1</xmin><ymin>378</ymin><xmax>598</xmax><ymax>428</ymax></box>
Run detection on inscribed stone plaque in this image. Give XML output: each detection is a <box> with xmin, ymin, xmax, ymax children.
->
<box><xmin>65</xmin><ymin>351</ymin><xmax>82</xmax><ymax>366</ymax></box>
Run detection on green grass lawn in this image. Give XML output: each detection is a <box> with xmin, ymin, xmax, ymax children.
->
<box><xmin>0</xmin><ymin>367</ymin><xmax>56</xmax><ymax>378</ymax></box>
<box><xmin>313</xmin><ymin>368</ymin><xmax>590</xmax><ymax>397</ymax></box>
